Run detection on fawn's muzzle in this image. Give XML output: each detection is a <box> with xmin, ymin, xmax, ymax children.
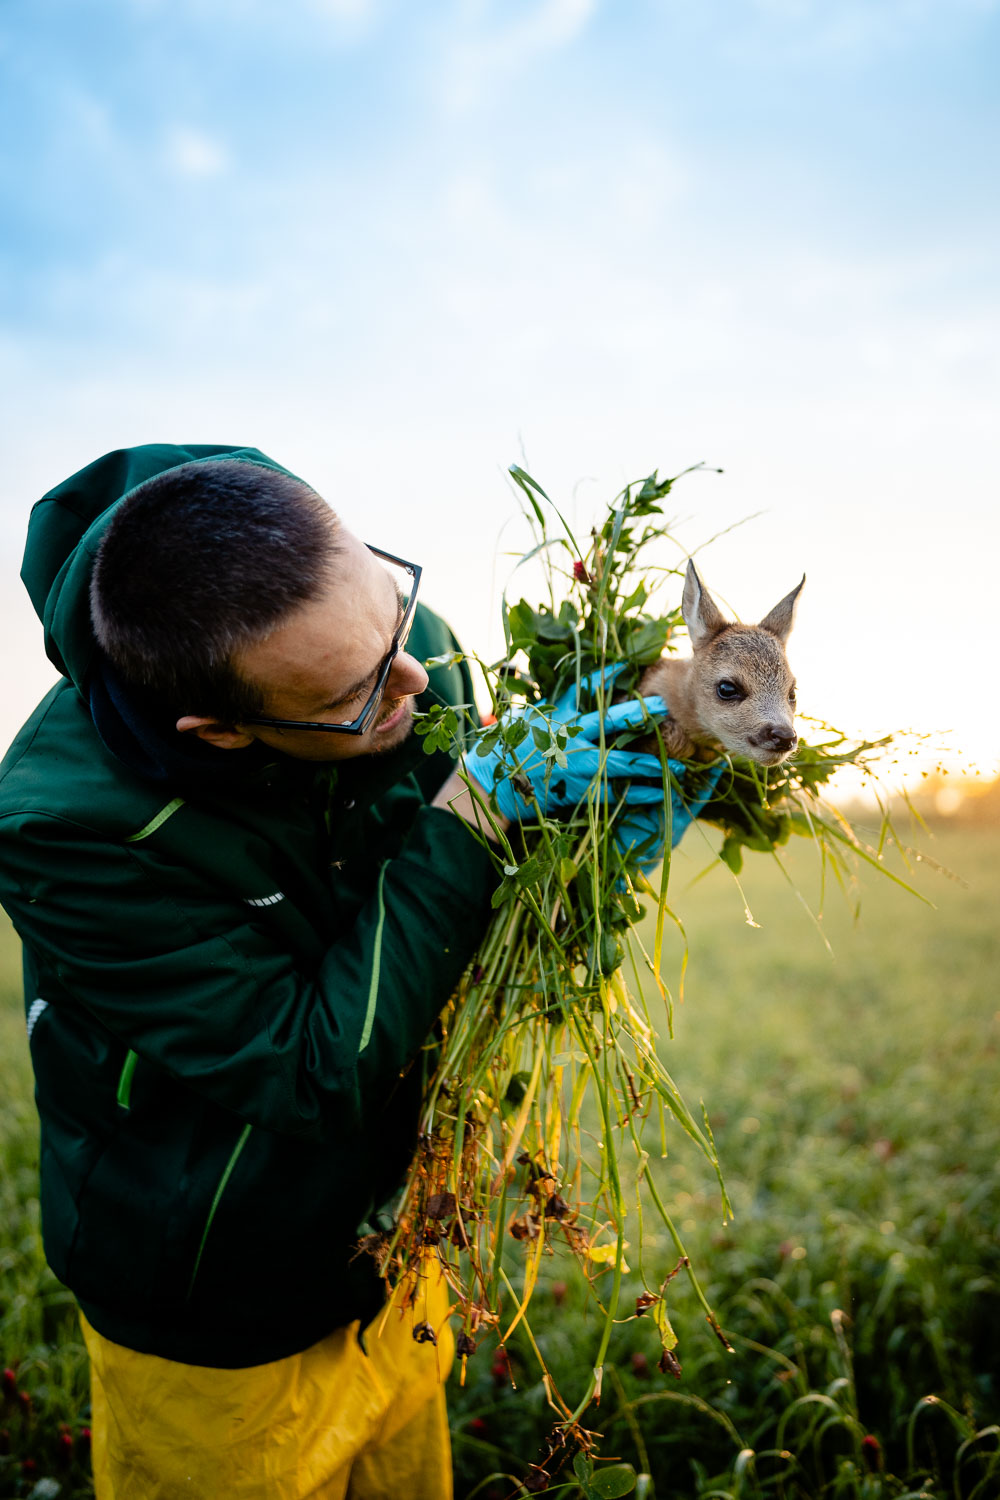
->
<box><xmin>748</xmin><ymin>724</ymin><xmax>797</xmax><ymax>753</ymax></box>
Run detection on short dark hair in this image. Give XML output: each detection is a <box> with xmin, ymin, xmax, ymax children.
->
<box><xmin>90</xmin><ymin>458</ymin><xmax>341</xmax><ymax>721</ymax></box>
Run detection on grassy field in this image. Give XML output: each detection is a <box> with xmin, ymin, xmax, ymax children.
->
<box><xmin>2</xmin><ymin>824</ymin><xmax>998</xmax><ymax>1498</ymax></box>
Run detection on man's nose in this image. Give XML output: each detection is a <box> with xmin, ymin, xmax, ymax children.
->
<box><xmin>388</xmin><ymin>650</ymin><xmax>429</xmax><ymax>698</ymax></box>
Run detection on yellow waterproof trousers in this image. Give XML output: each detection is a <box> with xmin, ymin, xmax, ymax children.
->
<box><xmin>80</xmin><ymin>1265</ymin><xmax>454</xmax><ymax>1500</ymax></box>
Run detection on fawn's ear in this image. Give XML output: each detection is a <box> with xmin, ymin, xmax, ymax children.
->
<box><xmin>682</xmin><ymin>560</ymin><xmax>729</xmax><ymax>649</ymax></box>
<box><xmin>758</xmin><ymin>575</ymin><xmax>806</xmax><ymax>645</ymax></box>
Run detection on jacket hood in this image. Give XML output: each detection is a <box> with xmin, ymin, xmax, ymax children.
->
<box><xmin>21</xmin><ymin>443</ymin><xmax>306</xmax><ymax>692</ymax></box>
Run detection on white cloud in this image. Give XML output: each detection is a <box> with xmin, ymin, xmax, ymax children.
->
<box><xmin>442</xmin><ymin>0</ymin><xmax>599</xmax><ymax>112</ymax></box>
<box><xmin>162</xmin><ymin>126</ymin><xmax>231</xmax><ymax>178</ymax></box>
<box><xmin>309</xmin><ymin>0</ymin><xmax>375</xmax><ymax>18</ymax></box>
<box><xmin>501</xmin><ymin>0</ymin><xmax>597</xmax><ymax>51</ymax></box>
<box><xmin>743</xmin><ymin>0</ymin><xmax>1000</xmax><ymax>59</ymax></box>
<box><xmin>119</xmin><ymin>0</ymin><xmax>378</xmax><ymax>37</ymax></box>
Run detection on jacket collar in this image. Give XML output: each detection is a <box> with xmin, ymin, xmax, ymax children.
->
<box><xmin>88</xmin><ymin>653</ymin><xmax>275</xmax><ymax>791</ymax></box>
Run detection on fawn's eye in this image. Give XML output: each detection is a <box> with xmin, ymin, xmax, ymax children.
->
<box><xmin>716</xmin><ymin>680</ymin><xmax>743</xmax><ymax>702</ymax></box>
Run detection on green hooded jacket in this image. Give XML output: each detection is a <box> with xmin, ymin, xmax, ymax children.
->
<box><xmin>0</xmin><ymin>443</ymin><xmax>499</xmax><ymax>1366</ymax></box>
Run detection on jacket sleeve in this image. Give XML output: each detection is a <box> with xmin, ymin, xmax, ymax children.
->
<box><xmin>0</xmin><ymin>802</ymin><xmax>499</xmax><ymax>1142</ymax></box>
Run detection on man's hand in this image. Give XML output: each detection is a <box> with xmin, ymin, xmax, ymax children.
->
<box><xmin>461</xmin><ymin>673</ymin><xmax>669</xmax><ymax>825</ymax></box>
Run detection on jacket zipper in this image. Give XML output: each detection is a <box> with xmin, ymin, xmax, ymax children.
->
<box><xmin>187</xmin><ymin>1123</ymin><xmax>253</xmax><ymax>1298</ymax></box>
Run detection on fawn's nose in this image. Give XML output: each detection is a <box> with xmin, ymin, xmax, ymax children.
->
<box><xmin>750</xmin><ymin>723</ymin><xmax>797</xmax><ymax>752</ymax></box>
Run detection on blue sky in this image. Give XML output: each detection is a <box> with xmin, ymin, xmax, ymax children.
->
<box><xmin>2</xmin><ymin>0</ymin><xmax>998</xmax><ymax>777</ymax></box>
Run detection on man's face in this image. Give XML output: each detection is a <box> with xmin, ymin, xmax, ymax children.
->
<box><xmin>179</xmin><ymin>528</ymin><xmax>429</xmax><ymax>763</ymax></box>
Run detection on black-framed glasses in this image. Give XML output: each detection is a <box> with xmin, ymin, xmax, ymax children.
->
<box><xmin>242</xmin><ymin>545</ymin><xmax>422</xmax><ymax>735</ymax></box>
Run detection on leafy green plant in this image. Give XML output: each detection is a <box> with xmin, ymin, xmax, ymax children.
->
<box><xmin>369</xmin><ymin>463</ymin><xmax>917</xmax><ymax>1484</ymax></box>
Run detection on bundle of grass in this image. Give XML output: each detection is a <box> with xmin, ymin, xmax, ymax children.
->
<box><xmin>370</xmin><ymin>464</ymin><xmax>915</xmax><ymax>1477</ymax></box>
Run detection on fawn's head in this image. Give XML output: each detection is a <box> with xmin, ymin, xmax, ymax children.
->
<box><xmin>682</xmin><ymin>560</ymin><xmax>805</xmax><ymax>766</ymax></box>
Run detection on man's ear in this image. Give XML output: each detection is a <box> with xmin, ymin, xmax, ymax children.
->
<box><xmin>175</xmin><ymin>715</ymin><xmax>256</xmax><ymax>749</ymax></box>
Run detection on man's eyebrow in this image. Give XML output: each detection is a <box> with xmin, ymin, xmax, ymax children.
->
<box><xmin>316</xmin><ymin>585</ymin><xmax>407</xmax><ymax>713</ymax></box>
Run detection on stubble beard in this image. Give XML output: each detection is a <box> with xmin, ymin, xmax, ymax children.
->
<box><xmin>367</xmin><ymin>697</ymin><xmax>415</xmax><ymax>755</ymax></box>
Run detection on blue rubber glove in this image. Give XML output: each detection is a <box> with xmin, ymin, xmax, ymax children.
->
<box><xmin>614</xmin><ymin>758</ymin><xmax>726</xmax><ymax>873</ymax></box>
<box><xmin>463</xmin><ymin>673</ymin><xmax>668</xmax><ymax>824</ymax></box>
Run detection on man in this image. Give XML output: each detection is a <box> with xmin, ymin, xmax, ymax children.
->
<box><xmin>0</xmin><ymin>443</ymin><xmax>667</xmax><ymax>1497</ymax></box>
